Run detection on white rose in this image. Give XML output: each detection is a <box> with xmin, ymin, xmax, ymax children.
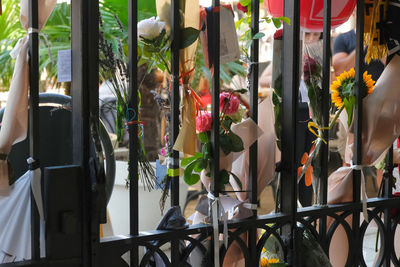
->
<box><xmin>137</xmin><ymin>17</ymin><xmax>166</xmax><ymax>40</ymax></box>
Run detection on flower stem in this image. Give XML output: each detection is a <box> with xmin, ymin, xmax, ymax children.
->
<box><xmin>328</xmin><ymin>105</ymin><xmax>345</xmax><ymax>129</ymax></box>
<box><xmin>156</xmin><ymin>52</ymin><xmax>171</xmax><ymax>74</ymax></box>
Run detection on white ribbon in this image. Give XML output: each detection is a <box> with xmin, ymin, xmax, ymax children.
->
<box><xmin>27</xmin><ymin>27</ymin><xmax>40</xmax><ymax>34</ymax></box>
<box><xmin>27</xmin><ymin>157</ymin><xmax>44</xmax><ymax>222</ymax></box>
<box><xmin>242</xmin><ymin>203</ymin><xmax>258</xmax><ymax>210</ymax></box>
<box><xmin>10</xmin><ymin>28</ymin><xmax>53</xmax><ymax>64</ymax></box>
<box><xmin>10</xmin><ymin>37</ymin><xmax>27</xmax><ymax>59</ymax></box>
<box><xmin>351</xmin><ymin>164</ymin><xmax>369</xmax><ymax>222</ymax></box>
<box><xmin>207</xmin><ymin>192</ymin><xmax>228</xmax><ymax>267</ymax></box>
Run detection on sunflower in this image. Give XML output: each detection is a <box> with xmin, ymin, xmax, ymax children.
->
<box><xmin>261</xmin><ymin>257</ymin><xmax>281</xmax><ymax>267</ymax></box>
<box><xmin>330</xmin><ymin>68</ymin><xmax>375</xmax><ymax>108</ymax></box>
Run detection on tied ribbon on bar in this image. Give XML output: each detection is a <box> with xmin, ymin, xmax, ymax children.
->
<box><xmin>11</xmin><ymin>28</ymin><xmax>54</xmax><ymax>64</ymax></box>
<box><xmin>167</xmin><ymin>168</ymin><xmax>179</xmax><ymax>177</ymax></box>
<box><xmin>125</xmin><ymin>107</ymin><xmax>145</xmax><ymax>138</ymax></box>
<box><xmin>207</xmin><ymin>192</ymin><xmax>228</xmax><ymax>267</ymax></box>
<box><xmin>351</xmin><ymin>164</ymin><xmax>369</xmax><ymax>222</ymax></box>
<box><xmin>27</xmin><ymin>157</ymin><xmax>45</xmax><ymax>222</ymax></box>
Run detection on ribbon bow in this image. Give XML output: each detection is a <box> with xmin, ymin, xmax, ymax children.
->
<box><xmin>207</xmin><ymin>192</ymin><xmax>228</xmax><ymax>267</ymax></box>
<box><xmin>351</xmin><ymin>164</ymin><xmax>369</xmax><ymax>222</ymax></box>
<box><xmin>307</xmin><ymin>121</ymin><xmax>329</xmax><ymax>144</ymax></box>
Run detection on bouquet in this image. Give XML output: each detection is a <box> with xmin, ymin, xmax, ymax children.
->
<box><xmin>330</xmin><ymin>68</ymin><xmax>375</xmax><ymax>126</ymax></box>
<box><xmin>181</xmin><ymin>91</ymin><xmax>246</xmax><ymax>190</ymax></box>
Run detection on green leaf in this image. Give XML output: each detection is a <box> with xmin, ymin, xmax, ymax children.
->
<box><xmin>181</xmin><ymin>152</ymin><xmax>202</xmax><ymax>167</ymax></box>
<box><xmin>228</xmin><ymin>131</ymin><xmax>244</xmax><ymax>152</ymax></box>
<box><xmin>229</xmin><ymin>171</ymin><xmax>242</xmax><ymax>189</ymax></box>
<box><xmin>193</xmin><ymin>159</ymin><xmax>204</xmax><ymax>172</ymax></box>
<box><xmin>252</xmin><ymin>32</ymin><xmax>265</xmax><ymax>40</ymax></box>
<box><xmin>184</xmin><ymin>173</ymin><xmax>200</xmax><ymax>186</ymax></box>
<box><xmin>245</xmin><ymin>39</ymin><xmax>253</xmax><ymax>51</ymax></box>
<box><xmin>219</xmin><ymin>169</ymin><xmax>230</xmax><ymax>186</ymax></box>
<box><xmin>220</xmin><ymin>135</ymin><xmax>232</xmax><ymax>155</ymax></box>
<box><xmin>277</xmin><ymin>16</ymin><xmax>291</xmax><ymax>25</ymax></box>
<box><xmin>272</xmin><ymin>17</ymin><xmax>282</xmax><ymax>28</ymax></box>
<box><xmin>180</xmin><ymin>27</ymin><xmax>200</xmax><ymax>49</ymax></box>
<box><xmin>202</xmin><ymin>143</ymin><xmax>211</xmax><ymax>158</ymax></box>
<box><xmin>184</xmin><ymin>161</ymin><xmax>199</xmax><ymax>185</ymax></box>
<box><xmin>239</xmin><ymin>0</ymin><xmax>251</xmax><ymax>6</ymax></box>
<box><xmin>195</xmin><ymin>158</ymin><xmax>208</xmax><ymax>171</ymax></box>
<box><xmin>343</xmin><ymin>97</ymin><xmax>354</xmax><ymax>127</ymax></box>
<box><xmin>272</xmin><ymin>92</ymin><xmax>280</xmax><ymax>106</ymax></box>
<box><xmin>198</xmin><ymin>132</ymin><xmax>209</xmax><ymax>143</ymax></box>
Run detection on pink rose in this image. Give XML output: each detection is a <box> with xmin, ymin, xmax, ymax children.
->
<box><xmin>196</xmin><ymin>112</ymin><xmax>212</xmax><ymax>132</ymax></box>
<box><xmin>219</xmin><ymin>92</ymin><xmax>240</xmax><ymax>114</ymax></box>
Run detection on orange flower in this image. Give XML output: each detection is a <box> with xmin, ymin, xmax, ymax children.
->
<box><xmin>297</xmin><ymin>144</ymin><xmax>315</xmax><ymax>187</ymax></box>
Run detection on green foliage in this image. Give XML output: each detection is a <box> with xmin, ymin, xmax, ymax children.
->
<box><xmin>138</xmin><ymin>26</ymin><xmax>199</xmax><ymax>74</ymax></box>
<box><xmin>0</xmin><ymin>0</ymin><xmax>24</xmax><ymax>89</ymax></box>
<box><xmin>0</xmin><ymin>0</ymin><xmax>157</xmax><ymax>89</ymax></box>
<box><xmin>236</xmin><ymin>14</ymin><xmax>289</xmax><ymax>59</ymax></box>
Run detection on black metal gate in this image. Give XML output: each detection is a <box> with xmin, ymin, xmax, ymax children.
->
<box><xmin>1</xmin><ymin>0</ymin><xmax>400</xmax><ymax>266</ymax></box>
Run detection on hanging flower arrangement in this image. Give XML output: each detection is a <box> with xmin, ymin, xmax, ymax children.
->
<box><xmin>181</xmin><ymin>91</ymin><xmax>247</xmax><ymax>190</ymax></box>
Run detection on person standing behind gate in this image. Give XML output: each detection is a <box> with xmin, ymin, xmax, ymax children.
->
<box><xmin>333</xmin><ymin>29</ymin><xmax>385</xmax><ymax>81</ymax></box>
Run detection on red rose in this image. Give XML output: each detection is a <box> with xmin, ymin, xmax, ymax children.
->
<box><xmin>303</xmin><ymin>55</ymin><xmax>317</xmax><ymax>83</ymax></box>
<box><xmin>273</xmin><ymin>29</ymin><xmax>283</xmax><ymax>40</ymax></box>
<box><xmin>237</xmin><ymin>2</ymin><xmax>248</xmax><ymax>13</ymax></box>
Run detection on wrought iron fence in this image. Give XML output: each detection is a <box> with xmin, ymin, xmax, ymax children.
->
<box><xmin>1</xmin><ymin>0</ymin><xmax>400</xmax><ymax>266</ymax></box>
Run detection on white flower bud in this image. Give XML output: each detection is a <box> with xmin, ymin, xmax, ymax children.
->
<box><xmin>137</xmin><ymin>17</ymin><xmax>166</xmax><ymax>40</ymax></box>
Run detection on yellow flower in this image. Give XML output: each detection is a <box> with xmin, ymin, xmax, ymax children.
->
<box><xmin>268</xmin><ymin>258</ymin><xmax>280</xmax><ymax>263</ymax></box>
<box><xmin>261</xmin><ymin>257</ymin><xmax>269</xmax><ymax>267</ymax></box>
<box><xmin>330</xmin><ymin>68</ymin><xmax>375</xmax><ymax>108</ymax></box>
<box><xmin>261</xmin><ymin>257</ymin><xmax>280</xmax><ymax>266</ymax></box>
<box><xmin>262</xmin><ymin>247</ymin><xmax>266</xmax><ymax>253</ymax></box>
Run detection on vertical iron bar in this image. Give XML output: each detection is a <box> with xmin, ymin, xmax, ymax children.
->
<box><xmin>170</xmin><ymin>0</ymin><xmax>180</xmax><ymax>211</ymax></box>
<box><xmin>128</xmin><ymin>0</ymin><xmax>139</xmax><ymax>266</ymax></box>
<box><xmin>210</xmin><ymin>0</ymin><xmax>220</xmax><ymax>266</ymax></box>
<box><xmin>281</xmin><ymin>0</ymin><xmax>300</xmax><ymax>265</ymax></box>
<box><xmin>170</xmin><ymin>0</ymin><xmax>180</xmax><ymax>265</ymax></box>
<box><xmin>210</xmin><ymin>0</ymin><xmax>220</xmax><ymax>195</ymax></box>
<box><xmin>71</xmin><ymin>0</ymin><xmax>97</xmax><ymax>265</ymax></box>
<box><xmin>249</xmin><ymin>0</ymin><xmax>259</xmax><ymax>265</ymax></box>
<box><xmin>320</xmin><ymin>0</ymin><xmax>331</xmax><ymax>207</ymax></box>
<box><xmin>28</xmin><ymin>0</ymin><xmax>40</xmax><ymax>260</ymax></box>
<box><xmin>88</xmin><ymin>1</ymin><xmax>100</xmax><ymax>266</ymax></box>
<box><xmin>383</xmin><ymin>148</ymin><xmax>393</xmax><ymax>266</ymax></box>
<box><xmin>319</xmin><ymin>0</ymin><xmax>331</xmax><ymax>253</ymax></box>
<box><xmin>249</xmin><ymin>0</ymin><xmax>259</xmax><ymax>217</ymax></box>
<box><xmin>352</xmin><ymin>0</ymin><xmax>365</xmax><ymax>265</ymax></box>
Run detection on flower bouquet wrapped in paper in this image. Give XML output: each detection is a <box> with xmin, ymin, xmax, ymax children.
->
<box><xmin>328</xmin><ymin>1</ymin><xmax>400</xmax><ymax>260</ymax></box>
